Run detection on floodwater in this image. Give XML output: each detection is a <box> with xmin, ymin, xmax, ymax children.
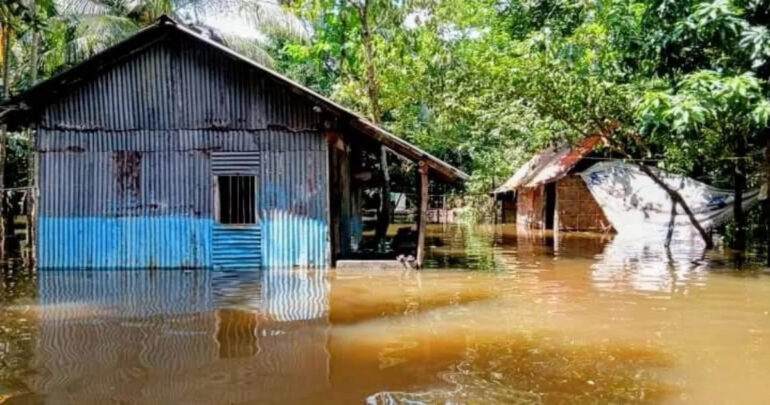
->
<box><xmin>2</xmin><ymin>225</ymin><xmax>770</xmax><ymax>404</ymax></box>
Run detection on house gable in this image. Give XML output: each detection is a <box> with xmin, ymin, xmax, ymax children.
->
<box><xmin>40</xmin><ymin>32</ymin><xmax>322</xmax><ymax>133</ymax></box>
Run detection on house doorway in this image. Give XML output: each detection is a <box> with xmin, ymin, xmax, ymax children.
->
<box><xmin>544</xmin><ymin>182</ymin><xmax>556</xmax><ymax>230</ymax></box>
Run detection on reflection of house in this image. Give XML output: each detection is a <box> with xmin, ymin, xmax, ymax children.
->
<box><xmin>31</xmin><ymin>269</ymin><xmax>331</xmax><ymax>404</ymax></box>
<box><xmin>493</xmin><ymin>136</ymin><xmax>611</xmax><ymax>232</ymax></box>
<box><xmin>2</xmin><ymin>16</ymin><xmax>466</xmax><ymax>270</ymax></box>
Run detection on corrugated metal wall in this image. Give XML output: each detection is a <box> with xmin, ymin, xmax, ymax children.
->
<box><xmin>260</xmin><ymin>131</ymin><xmax>328</xmax><ymax>269</ymax></box>
<box><xmin>37</xmin><ymin>34</ymin><xmax>329</xmax><ymax>269</ymax></box>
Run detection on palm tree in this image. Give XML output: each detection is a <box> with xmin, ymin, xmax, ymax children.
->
<box><xmin>0</xmin><ymin>0</ymin><xmax>30</xmax><ymax>99</ymax></box>
<box><xmin>1</xmin><ymin>0</ymin><xmax>309</xmax><ymax>100</ymax></box>
<box><xmin>55</xmin><ymin>0</ymin><xmax>308</xmax><ymax>68</ymax></box>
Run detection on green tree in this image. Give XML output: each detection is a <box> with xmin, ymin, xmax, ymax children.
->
<box><xmin>638</xmin><ymin>71</ymin><xmax>770</xmax><ymax>249</ymax></box>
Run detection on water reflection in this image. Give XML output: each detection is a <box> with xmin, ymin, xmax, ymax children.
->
<box><xmin>0</xmin><ymin>267</ymin><xmax>37</xmax><ymax>401</ymax></box>
<box><xmin>592</xmin><ymin>234</ymin><xmax>709</xmax><ymax>294</ymax></box>
<box><xmin>210</xmin><ymin>269</ymin><xmax>329</xmax><ymax>321</ymax></box>
<box><xmin>3</xmin><ymin>225</ymin><xmax>770</xmax><ymax>403</ymax></box>
<box><xmin>30</xmin><ymin>269</ymin><xmax>331</xmax><ymax>404</ymax></box>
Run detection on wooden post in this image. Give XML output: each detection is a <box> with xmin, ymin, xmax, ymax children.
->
<box><xmin>28</xmin><ymin>129</ymin><xmax>37</xmax><ymax>265</ymax></box>
<box><xmin>416</xmin><ymin>161</ymin><xmax>428</xmax><ymax>268</ymax></box>
<box><xmin>326</xmin><ymin>130</ymin><xmax>350</xmax><ymax>260</ymax></box>
<box><xmin>0</xmin><ymin>125</ymin><xmax>5</xmax><ymax>260</ymax></box>
<box><xmin>339</xmin><ymin>138</ymin><xmax>351</xmax><ymax>255</ymax></box>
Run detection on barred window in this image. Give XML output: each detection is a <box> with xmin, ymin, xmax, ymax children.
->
<box><xmin>217</xmin><ymin>176</ymin><xmax>256</xmax><ymax>224</ymax></box>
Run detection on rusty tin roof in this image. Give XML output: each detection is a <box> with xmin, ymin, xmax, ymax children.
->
<box><xmin>493</xmin><ymin>135</ymin><xmax>603</xmax><ymax>194</ymax></box>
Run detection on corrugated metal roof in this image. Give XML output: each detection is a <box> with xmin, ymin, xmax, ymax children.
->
<box><xmin>493</xmin><ymin>135</ymin><xmax>603</xmax><ymax>194</ymax></box>
<box><xmin>2</xmin><ymin>15</ymin><xmax>468</xmax><ymax>183</ymax></box>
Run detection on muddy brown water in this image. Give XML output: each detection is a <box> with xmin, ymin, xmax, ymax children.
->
<box><xmin>1</xmin><ymin>224</ymin><xmax>770</xmax><ymax>404</ymax></box>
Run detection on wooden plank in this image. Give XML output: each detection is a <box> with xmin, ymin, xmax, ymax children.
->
<box><xmin>416</xmin><ymin>162</ymin><xmax>429</xmax><ymax>268</ymax></box>
<box><xmin>335</xmin><ymin>260</ymin><xmax>410</xmax><ymax>270</ymax></box>
<box><xmin>327</xmin><ymin>134</ymin><xmax>341</xmax><ymax>259</ymax></box>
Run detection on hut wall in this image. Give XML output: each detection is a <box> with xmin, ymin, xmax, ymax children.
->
<box><xmin>36</xmin><ymin>34</ymin><xmax>329</xmax><ymax>269</ymax></box>
<box><xmin>516</xmin><ymin>186</ymin><xmax>545</xmax><ymax>229</ymax></box>
<box><xmin>556</xmin><ymin>175</ymin><xmax>609</xmax><ymax>232</ymax></box>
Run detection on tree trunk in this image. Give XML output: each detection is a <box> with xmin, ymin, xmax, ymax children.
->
<box><xmin>602</xmin><ymin>135</ymin><xmax>714</xmax><ymax>248</ymax></box>
<box><xmin>0</xmin><ymin>22</ymin><xmax>13</xmax><ymax>259</ymax></box>
<box><xmin>2</xmin><ymin>23</ymin><xmax>11</xmax><ymax>100</ymax></box>
<box><xmin>765</xmin><ymin>131</ymin><xmax>770</xmax><ymax>266</ymax></box>
<box><xmin>338</xmin><ymin>0</ymin><xmax>348</xmax><ymax>80</ymax></box>
<box><xmin>0</xmin><ymin>127</ymin><xmax>6</xmax><ymax>259</ymax></box>
<box><xmin>357</xmin><ymin>4</ymin><xmax>391</xmax><ymax>247</ymax></box>
<box><xmin>665</xmin><ymin>200</ymin><xmax>677</xmax><ymax>248</ymax></box>
<box><xmin>733</xmin><ymin>135</ymin><xmax>747</xmax><ymax>252</ymax></box>
<box><xmin>375</xmin><ymin>146</ymin><xmax>391</xmax><ymax>244</ymax></box>
<box><xmin>637</xmin><ymin>162</ymin><xmax>713</xmax><ymax>248</ymax></box>
<box><xmin>359</xmin><ymin>11</ymin><xmax>382</xmax><ymax>122</ymax></box>
<box><xmin>30</xmin><ymin>2</ymin><xmax>39</xmax><ymax>85</ymax></box>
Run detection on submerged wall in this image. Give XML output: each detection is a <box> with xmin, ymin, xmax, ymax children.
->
<box><xmin>36</xmin><ymin>34</ymin><xmax>329</xmax><ymax>269</ymax></box>
<box><xmin>556</xmin><ymin>175</ymin><xmax>609</xmax><ymax>232</ymax></box>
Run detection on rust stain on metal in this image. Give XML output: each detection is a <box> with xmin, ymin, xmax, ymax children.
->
<box><xmin>114</xmin><ymin>151</ymin><xmax>142</xmax><ymax>200</ymax></box>
<box><xmin>42</xmin><ymin>146</ymin><xmax>86</xmax><ymax>153</ymax></box>
<box><xmin>493</xmin><ymin>135</ymin><xmax>603</xmax><ymax>194</ymax></box>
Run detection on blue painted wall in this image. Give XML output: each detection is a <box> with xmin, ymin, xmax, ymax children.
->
<box><xmin>36</xmin><ymin>34</ymin><xmax>329</xmax><ymax>269</ymax></box>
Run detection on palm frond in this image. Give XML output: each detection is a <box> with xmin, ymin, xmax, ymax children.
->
<box><xmin>67</xmin><ymin>14</ymin><xmax>139</xmax><ymax>62</ymax></box>
<box><xmin>54</xmin><ymin>0</ymin><xmax>113</xmax><ymax>16</ymax></box>
<box><xmin>229</xmin><ymin>0</ymin><xmax>310</xmax><ymax>42</ymax></box>
<box><xmin>219</xmin><ymin>32</ymin><xmax>275</xmax><ymax>67</ymax></box>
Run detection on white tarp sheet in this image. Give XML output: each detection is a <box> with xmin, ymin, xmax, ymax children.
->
<box><xmin>580</xmin><ymin>161</ymin><xmax>760</xmax><ymax>240</ymax></box>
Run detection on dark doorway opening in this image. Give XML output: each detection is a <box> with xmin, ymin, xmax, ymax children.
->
<box><xmin>545</xmin><ymin>182</ymin><xmax>556</xmax><ymax>230</ymax></box>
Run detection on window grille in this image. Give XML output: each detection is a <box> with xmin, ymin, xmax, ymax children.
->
<box><xmin>217</xmin><ymin>176</ymin><xmax>256</xmax><ymax>224</ymax></box>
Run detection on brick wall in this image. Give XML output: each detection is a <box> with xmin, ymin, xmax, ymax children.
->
<box><xmin>556</xmin><ymin>175</ymin><xmax>610</xmax><ymax>232</ymax></box>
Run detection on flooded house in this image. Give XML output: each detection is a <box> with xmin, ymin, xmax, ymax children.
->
<box><xmin>492</xmin><ymin>136</ymin><xmax>611</xmax><ymax>232</ymax></box>
<box><xmin>0</xmin><ymin>16</ymin><xmax>467</xmax><ymax>269</ymax></box>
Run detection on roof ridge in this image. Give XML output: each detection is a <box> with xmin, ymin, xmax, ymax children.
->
<box><xmin>156</xmin><ymin>14</ymin><xmax>177</xmax><ymax>26</ymax></box>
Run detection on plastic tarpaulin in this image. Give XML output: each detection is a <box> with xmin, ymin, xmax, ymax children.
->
<box><xmin>580</xmin><ymin>161</ymin><xmax>760</xmax><ymax>240</ymax></box>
